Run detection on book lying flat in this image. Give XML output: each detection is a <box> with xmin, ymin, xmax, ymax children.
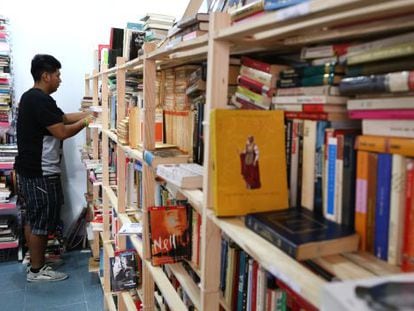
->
<box><xmin>245</xmin><ymin>207</ymin><xmax>359</xmax><ymax>260</ymax></box>
<box><xmin>156</xmin><ymin>163</ymin><xmax>203</xmax><ymax>189</ymax></box>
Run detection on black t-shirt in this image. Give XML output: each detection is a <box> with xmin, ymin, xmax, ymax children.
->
<box><xmin>15</xmin><ymin>88</ymin><xmax>64</xmax><ymax>177</ymax></box>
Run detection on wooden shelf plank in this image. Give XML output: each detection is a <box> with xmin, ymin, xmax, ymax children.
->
<box><xmin>179</xmin><ymin>189</ymin><xmax>203</xmax><ymax>214</ymax></box>
<box><xmin>103</xmin><ymin>186</ymin><xmax>118</xmax><ymax>212</ymax></box>
<box><xmin>104</xmin><ymin>293</ymin><xmax>117</xmax><ymax>311</ymax></box>
<box><xmin>120</xmin><ymin>292</ymin><xmax>138</xmax><ymax>311</ymax></box>
<box><xmin>167</xmin><ymin>263</ymin><xmax>201</xmax><ymax>309</ymax></box>
<box><xmin>207</xmin><ymin>210</ymin><xmax>325</xmax><ymax>308</ymax></box>
<box><xmin>103</xmin><ymin>129</ymin><xmax>118</xmax><ymax>144</ymax></box>
<box><xmin>119</xmin><ymin>144</ymin><xmax>143</xmax><ymax>162</ymax></box>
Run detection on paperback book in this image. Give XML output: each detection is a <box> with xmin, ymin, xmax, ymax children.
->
<box><xmin>109</xmin><ymin>249</ymin><xmax>140</xmax><ymax>292</ymax></box>
<box><xmin>148</xmin><ymin>205</ymin><xmax>191</xmax><ymax>266</ymax></box>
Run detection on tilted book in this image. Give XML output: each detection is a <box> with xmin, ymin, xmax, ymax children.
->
<box><xmin>211</xmin><ymin>110</ymin><xmax>288</xmax><ymax>216</ymax></box>
<box><xmin>245</xmin><ymin>207</ymin><xmax>359</xmax><ymax>260</ymax></box>
<box><xmin>109</xmin><ymin>250</ymin><xmax>140</xmax><ymax>292</ymax></box>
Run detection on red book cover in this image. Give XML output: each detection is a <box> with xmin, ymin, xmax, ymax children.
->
<box><xmin>402</xmin><ymin>159</ymin><xmax>414</xmax><ymax>271</ymax></box>
<box><xmin>241</xmin><ymin>56</ymin><xmax>273</xmax><ymax>74</ymax></box>
<box><xmin>234</xmin><ymin>96</ymin><xmax>265</xmax><ymax>110</ymax></box>
<box><xmin>237</xmin><ymin>75</ymin><xmax>273</xmax><ymax>96</ymax></box>
<box><xmin>148</xmin><ymin>205</ymin><xmax>191</xmax><ymax>266</ymax></box>
<box><xmin>349</xmin><ymin>109</ymin><xmax>414</xmax><ymax>120</ymax></box>
<box><xmin>251</xmin><ymin>260</ymin><xmax>258</xmax><ymax>311</ymax></box>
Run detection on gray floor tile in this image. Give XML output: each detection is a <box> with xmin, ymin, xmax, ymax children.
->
<box><xmin>0</xmin><ymin>289</ymin><xmax>25</xmax><ymax>311</ymax></box>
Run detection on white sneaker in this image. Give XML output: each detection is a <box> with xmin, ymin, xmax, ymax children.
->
<box><xmin>25</xmin><ymin>258</ymin><xmax>64</xmax><ymax>273</ymax></box>
<box><xmin>27</xmin><ymin>265</ymin><xmax>68</xmax><ymax>282</ymax></box>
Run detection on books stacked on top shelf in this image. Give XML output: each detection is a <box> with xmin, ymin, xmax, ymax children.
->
<box><xmin>156</xmin><ymin>163</ymin><xmax>203</xmax><ymax>190</ymax></box>
<box><xmin>109</xmin><ymin>249</ymin><xmax>141</xmax><ymax>292</ymax></box>
<box><xmin>0</xmin><ymin>215</ymin><xmax>17</xmax><ymax>243</ymax></box>
<box><xmin>336</xmin><ymin>31</ymin><xmax>414</xmax><ymax>270</ymax></box>
<box><xmin>140</xmin><ymin>13</ymin><xmax>175</xmax><ymax>44</ymax></box>
<box><xmin>231</xmin><ymin>56</ymin><xmax>288</xmax><ymax>110</ymax></box>
<box><xmin>0</xmin><ymin>17</ymin><xmax>13</xmax><ymax>133</ymax></box>
<box><xmin>108</xmin><ymin>27</ymin><xmax>124</xmax><ymax>68</ymax></box>
<box><xmin>166</xmin><ymin>12</ymin><xmax>209</xmax><ymax>48</ymax></box>
<box><xmin>122</xmin><ymin>22</ymin><xmax>145</xmax><ymax>61</ymax></box>
<box><xmin>229</xmin><ymin>0</ymin><xmax>308</xmax><ymax>24</ymax></box>
<box><xmin>220</xmin><ymin>234</ymin><xmax>318</xmax><ymax>310</ymax></box>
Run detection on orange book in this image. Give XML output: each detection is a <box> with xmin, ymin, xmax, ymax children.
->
<box><xmin>354</xmin><ymin>151</ymin><xmax>369</xmax><ymax>251</ymax></box>
<box><xmin>402</xmin><ymin>159</ymin><xmax>414</xmax><ymax>271</ymax></box>
<box><xmin>366</xmin><ymin>152</ymin><xmax>378</xmax><ymax>253</ymax></box>
<box><xmin>210</xmin><ymin>109</ymin><xmax>288</xmax><ymax>216</ymax></box>
<box><xmin>355</xmin><ymin>135</ymin><xmax>414</xmax><ymax>157</ymax></box>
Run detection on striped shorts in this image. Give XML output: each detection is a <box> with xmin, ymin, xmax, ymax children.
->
<box><xmin>18</xmin><ymin>174</ymin><xmax>64</xmax><ymax>236</ymax></box>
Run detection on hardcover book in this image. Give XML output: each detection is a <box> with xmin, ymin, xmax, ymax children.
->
<box><xmin>211</xmin><ymin>110</ymin><xmax>288</xmax><ymax>216</ymax></box>
<box><xmin>148</xmin><ymin>205</ymin><xmax>191</xmax><ymax>265</ymax></box>
<box><xmin>245</xmin><ymin>207</ymin><xmax>359</xmax><ymax>260</ymax></box>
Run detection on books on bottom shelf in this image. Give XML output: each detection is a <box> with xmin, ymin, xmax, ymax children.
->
<box><xmin>156</xmin><ymin>163</ymin><xmax>203</xmax><ymax>189</ymax></box>
<box><xmin>245</xmin><ymin>207</ymin><xmax>359</xmax><ymax>260</ymax></box>
<box><xmin>109</xmin><ymin>249</ymin><xmax>140</xmax><ymax>292</ymax></box>
<box><xmin>321</xmin><ymin>272</ymin><xmax>414</xmax><ymax>311</ymax></box>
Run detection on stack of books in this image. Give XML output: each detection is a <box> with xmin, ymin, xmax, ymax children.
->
<box><xmin>0</xmin><ymin>17</ymin><xmax>12</xmax><ymax>130</ymax></box>
<box><xmin>140</xmin><ymin>13</ymin><xmax>175</xmax><ymax>43</ymax></box>
<box><xmin>0</xmin><ymin>215</ymin><xmax>16</xmax><ymax>242</ymax></box>
<box><xmin>166</xmin><ymin>12</ymin><xmax>209</xmax><ymax>48</ymax></box>
<box><xmin>117</xmin><ymin>117</ymin><xmax>129</xmax><ymax>145</ymax></box>
<box><xmin>338</xmin><ymin>31</ymin><xmax>414</xmax><ymax>269</ymax></box>
<box><xmin>232</xmin><ymin>56</ymin><xmax>288</xmax><ymax>110</ymax></box>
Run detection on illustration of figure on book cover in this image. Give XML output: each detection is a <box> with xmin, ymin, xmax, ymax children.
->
<box><xmin>240</xmin><ymin>135</ymin><xmax>261</xmax><ymax>189</ymax></box>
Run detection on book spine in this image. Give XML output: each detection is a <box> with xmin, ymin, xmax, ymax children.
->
<box><xmin>285</xmin><ymin>119</ymin><xmax>293</xmax><ymax>196</ymax></box>
<box><xmin>355</xmin><ymin>135</ymin><xmax>414</xmax><ymax>158</ymax></box>
<box><xmin>301</xmin><ymin>120</ymin><xmax>317</xmax><ymax>211</ymax></box>
<box><xmin>230</xmin><ymin>0</ymin><xmax>265</xmax><ymax>21</ymax></box>
<box><xmin>326</xmin><ymin>137</ymin><xmax>338</xmax><ymax>222</ymax></box>
<box><xmin>245</xmin><ymin>215</ymin><xmax>297</xmax><ymax>258</ymax></box>
<box><xmin>374</xmin><ymin>153</ymin><xmax>392</xmax><ymax>260</ymax></box>
<box><xmin>347</xmin><ymin>42</ymin><xmax>414</xmax><ymax>65</ymax></box>
<box><xmin>289</xmin><ymin>120</ymin><xmax>301</xmax><ymax>207</ymax></box>
<box><xmin>240</xmin><ymin>65</ymin><xmax>274</xmax><ymax>87</ymax></box>
<box><xmin>362</xmin><ymin>120</ymin><xmax>414</xmax><ymax>139</ymax></box>
<box><xmin>241</xmin><ymin>56</ymin><xmax>271</xmax><ymax>73</ymax></box>
<box><xmin>387</xmin><ymin>154</ymin><xmax>407</xmax><ymax>265</ymax></box>
<box><xmin>366</xmin><ymin>152</ymin><xmax>378</xmax><ymax>253</ymax></box>
<box><xmin>237</xmin><ymin>86</ymin><xmax>271</xmax><ymax>106</ymax></box>
<box><xmin>335</xmin><ymin>134</ymin><xmax>345</xmax><ymax>224</ymax></box>
<box><xmin>251</xmin><ymin>261</ymin><xmax>258</xmax><ymax>311</ymax></box>
<box><xmin>237</xmin><ymin>75</ymin><xmax>272</xmax><ymax>96</ymax></box>
<box><xmin>314</xmin><ymin>121</ymin><xmax>329</xmax><ymax>216</ymax></box>
<box><xmin>347</xmin><ymin>97</ymin><xmax>414</xmax><ymax>110</ymax></box>
<box><xmin>341</xmin><ymin>134</ymin><xmax>357</xmax><ymax>227</ymax></box>
<box><xmin>272</xmin><ymin>95</ymin><xmax>347</xmax><ymax>105</ymax></box>
<box><xmin>349</xmin><ymin>109</ymin><xmax>414</xmax><ymax>120</ymax></box>
<box><xmin>402</xmin><ymin>159</ymin><xmax>414</xmax><ymax>272</ymax></box>
<box><xmin>276</xmin><ymin>85</ymin><xmax>339</xmax><ymax>96</ymax></box>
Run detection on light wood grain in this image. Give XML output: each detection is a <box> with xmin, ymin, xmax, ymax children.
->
<box><xmin>168</xmin><ymin>263</ymin><xmax>201</xmax><ymax>309</ymax></box>
<box><xmin>120</xmin><ymin>292</ymin><xmax>138</xmax><ymax>311</ymax></box>
<box><xmin>342</xmin><ymin>252</ymin><xmax>402</xmax><ymax>276</ymax></box>
<box><xmin>312</xmin><ymin>255</ymin><xmax>375</xmax><ymax>280</ymax></box>
<box><xmin>201</xmin><ymin>12</ymin><xmax>232</xmax><ymax>311</ymax></box>
<box><xmin>104</xmin><ymin>293</ymin><xmax>117</xmax><ymax>311</ymax></box>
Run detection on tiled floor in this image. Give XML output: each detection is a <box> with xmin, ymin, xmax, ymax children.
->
<box><xmin>0</xmin><ymin>250</ymin><xmax>103</xmax><ymax>311</ymax></box>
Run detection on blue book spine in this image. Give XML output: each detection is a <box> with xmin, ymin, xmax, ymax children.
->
<box><xmin>314</xmin><ymin>121</ymin><xmax>330</xmax><ymax>215</ymax></box>
<box><xmin>374</xmin><ymin>153</ymin><xmax>392</xmax><ymax>260</ymax></box>
<box><xmin>237</xmin><ymin>250</ymin><xmax>247</xmax><ymax>311</ymax></box>
<box><xmin>326</xmin><ymin>138</ymin><xmax>337</xmax><ymax>218</ymax></box>
<box><xmin>264</xmin><ymin>0</ymin><xmax>308</xmax><ymax>11</ymax></box>
<box><xmin>220</xmin><ymin>239</ymin><xmax>228</xmax><ymax>292</ymax></box>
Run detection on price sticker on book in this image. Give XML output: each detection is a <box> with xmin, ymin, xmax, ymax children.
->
<box><xmin>277</xmin><ymin>2</ymin><xmax>310</xmax><ymax>21</ymax></box>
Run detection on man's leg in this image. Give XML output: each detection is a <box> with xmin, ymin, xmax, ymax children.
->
<box><xmin>28</xmin><ymin>232</ymin><xmax>47</xmax><ymax>270</ymax></box>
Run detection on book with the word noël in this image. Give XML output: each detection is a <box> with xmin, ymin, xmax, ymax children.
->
<box><xmin>245</xmin><ymin>207</ymin><xmax>359</xmax><ymax>260</ymax></box>
<box><xmin>211</xmin><ymin>109</ymin><xmax>288</xmax><ymax>216</ymax></box>
<box><xmin>148</xmin><ymin>205</ymin><xmax>191</xmax><ymax>266</ymax></box>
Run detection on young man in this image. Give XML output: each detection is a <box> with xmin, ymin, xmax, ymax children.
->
<box><xmin>15</xmin><ymin>54</ymin><xmax>93</xmax><ymax>282</ymax></box>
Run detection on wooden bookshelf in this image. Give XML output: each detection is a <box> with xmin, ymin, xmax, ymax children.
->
<box><xmin>82</xmin><ymin>1</ymin><xmax>414</xmax><ymax>309</ymax></box>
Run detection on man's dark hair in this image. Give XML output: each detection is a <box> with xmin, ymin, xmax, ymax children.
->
<box><xmin>30</xmin><ymin>54</ymin><xmax>61</xmax><ymax>82</ymax></box>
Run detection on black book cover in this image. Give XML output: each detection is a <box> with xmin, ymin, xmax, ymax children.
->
<box><xmin>109</xmin><ymin>250</ymin><xmax>139</xmax><ymax>292</ymax></box>
<box><xmin>245</xmin><ymin>207</ymin><xmax>357</xmax><ymax>259</ymax></box>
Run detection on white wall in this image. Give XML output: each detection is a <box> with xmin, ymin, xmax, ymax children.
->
<box><xmin>3</xmin><ymin>0</ymin><xmax>190</xmax><ymax>234</ymax></box>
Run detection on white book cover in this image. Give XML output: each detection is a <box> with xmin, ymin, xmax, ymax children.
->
<box><xmin>156</xmin><ymin>163</ymin><xmax>203</xmax><ymax>189</ymax></box>
<box><xmin>387</xmin><ymin>154</ymin><xmax>407</xmax><ymax>265</ymax></box>
<box><xmin>347</xmin><ymin>97</ymin><xmax>414</xmax><ymax>110</ymax></box>
<box><xmin>363</xmin><ymin>119</ymin><xmax>414</xmax><ymax>138</ymax></box>
<box><xmin>301</xmin><ymin>120</ymin><xmax>317</xmax><ymax>211</ymax></box>
<box><xmin>272</xmin><ymin>95</ymin><xmax>348</xmax><ymax>105</ymax></box>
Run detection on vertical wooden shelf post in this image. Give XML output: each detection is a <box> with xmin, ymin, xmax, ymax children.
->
<box><xmin>201</xmin><ymin>12</ymin><xmax>231</xmax><ymax>311</ymax></box>
<box><xmin>116</xmin><ymin>57</ymin><xmax>127</xmax><ymax>251</ymax></box>
<box><xmin>142</xmin><ymin>42</ymin><xmax>157</xmax><ymax>311</ymax></box>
